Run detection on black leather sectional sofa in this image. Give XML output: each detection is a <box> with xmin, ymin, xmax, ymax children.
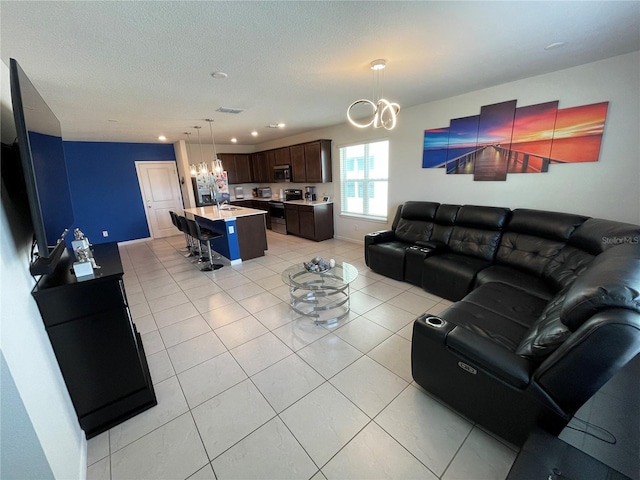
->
<box><xmin>364</xmin><ymin>201</ymin><xmax>640</xmax><ymax>446</ymax></box>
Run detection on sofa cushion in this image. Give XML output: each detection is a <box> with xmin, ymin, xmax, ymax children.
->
<box><xmin>455</xmin><ymin>205</ymin><xmax>511</xmax><ymax>230</ymax></box>
<box><xmin>561</xmin><ymin>243</ymin><xmax>640</xmax><ymax>331</ymax></box>
<box><xmin>496</xmin><ymin>232</ymin><xmax>565</xmax><ymax>277</ymax></box>
<box><xmin>448</xmin><ymin>227</ymin><xmax>503</xmax><ymax>261</ymax></box>
<box><xmin>569</xmin><ymin>218</ymin><xmax>640</xmax><ymax>254</ymax></box>
<box><xmin>476</xmin><ymin>265</ymin><xmax>554</xmax><ymax>301</ymax></box>
<box><xmin>507</xmin><ymin>209</ymin><xmax>587</xmax><ymax>241</ymax></box>
<box><xmin>422</xmin><ymin>253</ymin><xmax>492</xmax><ymax>301</ymax></box>
<box><xmin>463</xmin><ymin>282</ymin><xmax>549</xmax><ymax>329</ymax></box>
<box><xmin>394</xmin><ymin>201</ymin><xmax>440</xmax><ymax>243</ymax></box>
<box><xmin>368</xmin><ymin>241</ymin><xmax>412</xmax><ymax>281</ymax></box>
<box><xmin>439</xmin><ymin>300</ymin><xmax>528</xmax><ymax>352</ymax></box>
<box><xmin>542</xmin><ymin>245</ymin><xmax>594</xmax><ymax>292</ymax></box>
<box><xmin>430</xmin><ymin>204</ymin><xmax>460</xmax><ymax>245</ymax></box>
<box><xmin>516</xmin><ymin>288</ymin><xmax>571</xmax><ymax>359</ymax></box>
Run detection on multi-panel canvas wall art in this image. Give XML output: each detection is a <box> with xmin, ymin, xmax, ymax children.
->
<box><xmin>422</xmin><ymin>100</ymin><xmax>608</xmax><ymax>181</ymax></box>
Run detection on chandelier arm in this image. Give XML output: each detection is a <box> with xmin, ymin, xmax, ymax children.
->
<box><xmin>347</xmin><ymin>99</ymin><xmax>377</xmax><ymax>128</ymax></box>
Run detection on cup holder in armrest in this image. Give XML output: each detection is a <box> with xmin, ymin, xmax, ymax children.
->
<box><xmin>425</xmin><ymin>315</ymin><xmax>445</xmax><ymax>328</ymax></box>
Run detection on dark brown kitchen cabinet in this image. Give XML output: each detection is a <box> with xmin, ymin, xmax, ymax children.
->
<box><xmin>290</xmin><ymin>144</ymin><xmax>306</xmax><ymax>183</ymax></box>
<box><xmin>235</xmin><ymin>154</ymin><xmax>252</xmax><ymax>183</ymax></box>
<box><xmin>304</xmin><ymin>140</ymin><xmax>332</xmax><ymax>183</ymax></box>
<box><xmin>266</xmin><ymin>150</ymin><xmax>277</xmax><ymax>182</ymax></box>
<box><xmin>274</xmin><ymin>147</ymin><xmax>291</xmax><ymax>166</ymax></box>
<box><xmin>31</xmin><ymin>243</ymin><xmax>156</xmax><ymax>439</ymax></box>
<box><xmin>251</xmin><ymin>151</ymin><xmax>269</xmax><ymax>184</ymax></box>
<box><xmin>286</xmin><ymin>203</ymin><xmax>334</xmax><ymax>241</ymax></box>
<box><xmin>219</xmin><ymin>154</ymin><xmax>236</xmax><ymax>183</ymax></box>
<box><xmin>220</xmin><ymin>154</ymin><xmax>251</xmax><ymax>184</ymax></box>
<box><xmin>285</xmin><ymin>204</ymin><xmax>300</xmax><ymax>235</ymax></box>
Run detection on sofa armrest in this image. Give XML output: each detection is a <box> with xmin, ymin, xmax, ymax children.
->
<box><xmin>364</xmin><ymin>230</ymin><xmax>396</xmax><ymax>266</ymax></box>
<box><xmin>447</xmin><ymin>327</ymin><xmax>536</xmax><ymax>389</ymax></box>
<box><xmin>365</xmin><ymin>229</ymin><xmax>396</xmax><ymax>243</ymax></box>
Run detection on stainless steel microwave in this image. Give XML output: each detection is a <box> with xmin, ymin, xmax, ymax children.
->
<box><xmin>273</xmin><ymin>164</ymin><xmax>291</xmax><ymax>182</ymax></box>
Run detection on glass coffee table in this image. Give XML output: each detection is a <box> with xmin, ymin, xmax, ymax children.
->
<box><xmin>281</xmin><ymin>261</ymin><xmax>358</xmax><ymax>324</ymax></box>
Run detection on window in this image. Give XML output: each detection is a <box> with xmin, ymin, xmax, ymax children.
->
<box><xmin>339</xmin><ymin>140</ymin><xmax>389</xmax><ymax>220</ymax></box>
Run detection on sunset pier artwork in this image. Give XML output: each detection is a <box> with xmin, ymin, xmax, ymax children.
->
<box><xmin>423</xmin><ymin>100</ymin><xmax>608</xmax><ymax>181</ymax></box>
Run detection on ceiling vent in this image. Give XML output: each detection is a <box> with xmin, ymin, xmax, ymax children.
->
<box><xmin>216</xmin><ymin>106</ymin><xmax>244</xmax><ymax>114</ymax></box>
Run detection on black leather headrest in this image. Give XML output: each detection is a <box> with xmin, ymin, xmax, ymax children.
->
<box><xmin>561</xmin><ymin>243</ymin><xmax>640</xmax><ymax>331</ymax></box>
<box><xmin>401</xmin><ymin>201</ymin><xmax>439</xmax><ymax>221</ymax></box>
<box><xmin>569</xmin><ymin>218</ymin><xmax>640</xmax><ymax>254</ymax></box>
<box><xmin>508</xmin><ymin>209</ymin><xmax>588</xmax><ymax>241</ymax></box>
<box><xmin>435</xmin><ymin>204</ymin><xmax>460</xmax><ymax>225</ymax></box>
<box><xmin>456</xmin><ymin>205</ymin><xmax>511</xmax><ymax>230</ymax></box>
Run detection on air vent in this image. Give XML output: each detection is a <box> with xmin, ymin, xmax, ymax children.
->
<box><xmin>216</xmin><ymin>106</ymin><xmax>244</xmax><ymax>114</ymax></box>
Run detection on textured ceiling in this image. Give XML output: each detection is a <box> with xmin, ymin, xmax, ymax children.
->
<box><xmin>2</xmin><ymin>1</ymin><xmax>639</xmax><ymax>146</ymax></box>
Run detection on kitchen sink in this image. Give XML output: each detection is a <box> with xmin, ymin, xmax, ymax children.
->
<box><xmin>219</xmin><ymin>206</ymin><xmax>240</xmax><ymax>211</ymax></box>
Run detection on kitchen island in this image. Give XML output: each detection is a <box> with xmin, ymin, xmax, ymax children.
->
<box><xmin>184</xmin><ymin>205</ymin><xmax>268</xmax><ymax>263</ymax></box>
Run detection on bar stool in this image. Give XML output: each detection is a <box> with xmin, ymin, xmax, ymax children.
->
<box><xmin>177</xmin><ymin>215</ymin><xmax>197</xmax><ymax>257</ymax></box>
<box><xmin>185</xmin><ymin>217</ymin><xmax>223</xmax><ymax>271</ymax></box>
<box><xmin>169</xmin><ymin>211</ymin><xmax>190</xmax><ymax>252</ymax></box>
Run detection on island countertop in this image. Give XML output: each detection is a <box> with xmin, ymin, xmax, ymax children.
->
<box><xmin>184</xmin><ymin>205</ymin><xmax>267</xmax><ymax>222</ymax></box>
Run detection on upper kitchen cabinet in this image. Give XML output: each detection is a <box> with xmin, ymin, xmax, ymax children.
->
<box><xmin>274</xmin><ymin>147</ymin><xmax>291</xmax><ymax>166</ymax></box>
<box><xmin>277</xmin><ymin>140</ymin><xmax>332</xmax><ymax>183</ymax></box>
<box><xmin>304</xmin><ymin>140</ymin><xmax>332</xmax><ymax>183</ymax></box>
<box><xmin>290</xmin><ymin>144</ymin><xmax>306</xmax><ymax>183</ymax></box>
<box><xmin>251</xmin><ymin>151</ymin><xmax>270</xmax><ymax>184</ymax></box>
<box><xmin>220</xmin><ymin>154</ymin><xmax>252</xmax><ymax>184</ymax></box>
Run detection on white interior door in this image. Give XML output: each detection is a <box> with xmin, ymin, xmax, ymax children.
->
<box><xmin>135</xmin><ymin>161</ymin><xmax>184</xmax><ymax>239</ymax></box>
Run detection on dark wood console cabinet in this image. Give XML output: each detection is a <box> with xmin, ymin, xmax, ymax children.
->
<box><xmin>31</xmin><ymin>242</ymin><xmax>156</xmax><ymax>439</ymax></box>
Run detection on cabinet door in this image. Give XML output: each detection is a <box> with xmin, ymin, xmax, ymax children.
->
<box><xmin>46</xmin><ymin>308</ymin><xmax>148</xmax><ymax>417</ymax></box>
<box><xmin>235</xmin><ymin>154</ymin><xmax>252</xmax><ymax>183</ymax></box>
<box><xmin>266</xmin><ymin>150</ymin><xmax>276</xmax><ymax>182</ymax></box>
<box><xmin>285</xmin><ymin>205</ymin><xmax>300</xmax><ymax>235</ymax></box>
<box><xmin>299</xmin><ymin>208</ymin><xmax>315</xmax><ymax>240</ymax></box>
<box><xmin>290</xmin><ymin>144</ymin><xmax>306</xmax><ymax>183</ymax></box>
<box><xmin>275</xmin><ymin>147</ymin><xmax>291</xmax><ymax>165</ymax></box>
<box><xmin>304</xmin><ymin>140</ymin><xmax>332</xmax><ymax>183</ymax></box>
<box><xmin>219</xmin><ymin>154</ymin><xmax>238</xmax><ymax>184</ymax></box>
<box><xmin>251</xmin><ymin>152</ymin><xmax>267</xmax><ymax>183</ymax></box>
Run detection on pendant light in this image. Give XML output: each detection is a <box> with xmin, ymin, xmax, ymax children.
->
<box><xmin>186</xmin><ymin>131</ymin><xmax>197</xmax><ymax>176</ymax></box>
<box><xmin>206</xmin><ymin>118</ymin><xmax>224</xmax><ymax>175</ymax></box>
<box><xmin>347</xmin><ymin>59</ymin><xmax>400</xmax><ymax>130</ymax></box>
<box><xmin>194</xmin><ymin>125</ymin><xmax>208</xmax><ymax>175</ymax></box>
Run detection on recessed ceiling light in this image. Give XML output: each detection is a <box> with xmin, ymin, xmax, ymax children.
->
<box><xmin>267</xmin><ymin>123</ymin><xmax>286</xmax><ymax>129</ymax></box>
<box><xmin>158</xmin><ymin>135</ymin><xmax>167</xmax><ymax>141</ymax></box>
<box><xmin>108</xmin><ymin>119</ymin><xmax>118</xmax><ymax>123</ymax></box>
<box><xmin>251</xmin><ymin>131</ymin><xmax>258</xmax><ymax>137</ymax></box>
<box><xmin>544</xmin><ymin>42</ymin><xmax>567</xmax><ymax>50</ymax></box>
<box><xmin>231</xmin><ymin>137</ymin><xmax>237</xmax><ymax>143</ymax></box>
<box><xmin>211</xmin><ymin>71</ymin><xmax>228</xmax><ymax>79</ymax></box>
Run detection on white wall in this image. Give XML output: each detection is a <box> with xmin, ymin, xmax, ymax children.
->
<box><xmin>0</xmin><ymin>60</ymin><xmax>86</xmax><ymax>480</ymax></box>
<box><xmin>256</xmin><ymin>52</ymin><xmax>640</xmax><ymax>242</ymax></box>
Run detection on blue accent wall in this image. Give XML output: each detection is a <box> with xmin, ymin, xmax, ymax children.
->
<box><xmin>64</xmin><ymin>142</ymin><xmax>176</xmax><ymax>244</ymax></box>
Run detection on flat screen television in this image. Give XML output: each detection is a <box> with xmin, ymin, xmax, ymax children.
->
<box><xmin>9</xmin><ymin>58</ymin><xmax>74</xmax><ymax>275</ymax></box>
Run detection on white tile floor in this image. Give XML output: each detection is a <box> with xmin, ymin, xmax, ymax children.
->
<box><xmin>87</xmin><ymin>231</ymin><xmax>522</xmax><ymax>480</ymax></box>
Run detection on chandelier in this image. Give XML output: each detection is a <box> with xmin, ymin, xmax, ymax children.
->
<box><xmin>347</xmin><ymin>59</ymin><xmax>400</xmax><ymax>131</ymax></box>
